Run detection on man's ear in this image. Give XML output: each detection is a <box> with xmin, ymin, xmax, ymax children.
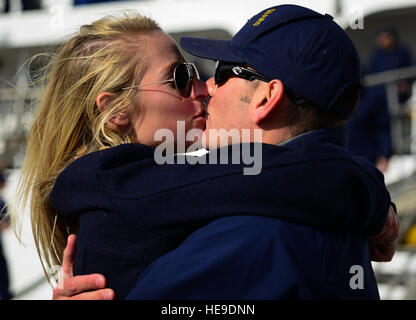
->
<box><xmin>252</xmin><ymin>80</ymin><xmax>284</xmax><ymax>125</ymax></box>
<box><xmin>96</xmin><ymin>92</ymin><xmax>130</xmax><ymax>128</ymax></box>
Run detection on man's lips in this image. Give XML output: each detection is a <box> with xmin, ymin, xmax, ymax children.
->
<box><xmin>198</xmin><ymin>96</ymin><xmax>211</xmax><ymax>119</ymax></box>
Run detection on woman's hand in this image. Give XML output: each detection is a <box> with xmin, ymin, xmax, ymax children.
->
<box><xmin>52</xmin><ymin>234</ymin><xmax>115</xmax><ymax>300</ymax></box>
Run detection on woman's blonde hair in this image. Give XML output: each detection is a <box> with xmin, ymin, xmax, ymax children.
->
<box><xmin>12</xmin><ymin>11</ymin><xmax>161</xmax><ymax>283</ymax></box>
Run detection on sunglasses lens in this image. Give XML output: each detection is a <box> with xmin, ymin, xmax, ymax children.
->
<box><xmin>175</xmin><ymin>63</ymin><xmax>200</xmax><ymax>98</ymax></box>
<box><xmin>215</xmin><ymin>62</ymin><xmax>232</xmax><ymax>85</ymax></box>
<box><xmin>174</xmin><ymin>64</ymin><xmax>189</xmax><ymax>97</ymax></box>
<box><xmin>214</xmin><ymin>62</ymin><xmax>222</xmax><ymax>85</ymax></box>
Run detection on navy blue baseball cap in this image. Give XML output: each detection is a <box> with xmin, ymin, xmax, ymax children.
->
<box><xmin>180</xmin><ymin>4</ymin><xmax>361</xmax><ymax>118</ymax></box>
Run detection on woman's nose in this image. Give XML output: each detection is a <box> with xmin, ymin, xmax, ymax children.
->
<box><xmin>191</xmin><ymin>78</ymin><xmax>209</xmax><ymax>100</ymax></box>
<box><xmin>206</xmin><ymin>77</ymin><xmax>217</xmax><ymax>97</ymax></box>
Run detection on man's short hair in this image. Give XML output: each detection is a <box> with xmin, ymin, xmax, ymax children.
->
<box><xmin>287</xmin><ymin>84</ymin><xmax>361</xmax><ymax>136</ymax></box>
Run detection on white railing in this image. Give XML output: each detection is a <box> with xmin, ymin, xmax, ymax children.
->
<box><xmin>363</xmin><ymin>65</ymin><xmax>416</xmax><ymax>155</ymax></box>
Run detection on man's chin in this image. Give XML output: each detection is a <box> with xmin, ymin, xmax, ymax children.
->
<box><xmin>201</xmin><ymin>129</ymin><xmax>232</xmax><ymax>151</ymax></box>
<box><xmin>201</xmin><ymin>130</ymin><xmax>209</xmax><ymax>150</ymax></box>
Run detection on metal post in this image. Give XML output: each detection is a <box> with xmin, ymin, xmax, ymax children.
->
<box><xmin>386</xmin><ymin>83</ymin><xmax>401</xmax><ymax>153</ymax></box>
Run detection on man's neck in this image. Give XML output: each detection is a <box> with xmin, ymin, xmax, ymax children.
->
<box><xmin>261</xmin><ymin>127</ymin><xmax>295</xmax><ymax>145</ymax></box>
<box><xmin>276</xmin><ymin>131</ymin><xmax>311</xmax><ymax>146</ymax></box>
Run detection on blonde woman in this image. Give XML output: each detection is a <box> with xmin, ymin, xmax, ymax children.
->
<box><xmin>12</xmin><ymin>12</ymin><xmax>208</xmax><ymax>299</ymax></box>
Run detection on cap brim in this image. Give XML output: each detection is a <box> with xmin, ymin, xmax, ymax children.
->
<box><xmin>180</xmin><ymin>37</ymin><xmax>244</xmax><ymax>63</ymax></box>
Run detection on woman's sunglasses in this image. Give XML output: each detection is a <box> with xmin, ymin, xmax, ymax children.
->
<box><xmin>121</xmin><ymin>62</ymin><xmax>200</xmax><ymax>98</ymax></box>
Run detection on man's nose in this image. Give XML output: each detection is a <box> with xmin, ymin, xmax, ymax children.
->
<box><xmin>206</xmin><ymin>77</ymin><xmax>217</xmax><ymax>97</ymax></box>
<box><xmin>191</xmin><ymin>78</ymin><xmax>209</xmax><ymax>100</ymax></box>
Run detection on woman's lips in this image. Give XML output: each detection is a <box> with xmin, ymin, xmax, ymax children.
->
<box><xmin>194</xmin><ymin>109</ymin><xmax>207</xmax><ymax>119</ymax></box>
<box><xmin>194</xmin><ymin>96</ymin><xmax>211</xmax><ymax>120</ymax></box>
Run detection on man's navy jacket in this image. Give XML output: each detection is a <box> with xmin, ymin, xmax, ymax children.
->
<box><xmin>51</xmin><ymin>127</ymin><xmax>390</xmax><ymax>299</ymax></box>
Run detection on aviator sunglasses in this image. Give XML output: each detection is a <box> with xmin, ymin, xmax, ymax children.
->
<box><xmin>121</xmin><ymin>62</ymin><xmax>200</xmax><ymax>98</ymax></box>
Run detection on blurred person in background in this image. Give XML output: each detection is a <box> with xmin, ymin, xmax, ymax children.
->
<box><xmin>370</xmin><ymin>27</ymin><xmax>413</xmax><ymax>104</ymax></box>
<box><xmin>0</xmin><ymin>170</ymin><xmax>12</xmax><ymax>300</ymax></box>
<box><xmin>347</xmin><ymin>71</ymin><xmax>392</xmax><ymax>173</ymax></box>
<box><xmin>348</xmin><ymin>28</ymin><xmax>414</xmax><ymax>171</ymax></box>
<box><xmin>370</xmin><ymin>28</ymin><xmax>413</xmax><ymax>155</ymax></box>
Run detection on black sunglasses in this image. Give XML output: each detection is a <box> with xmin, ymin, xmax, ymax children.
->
<box><xmin>121</xmin><ymin>62</ymin><xmax>200</xmax><ymax>98</ymax></box>
<box><xmin>214</xmin><ymin>61</ymin><xmax>271</xmax><ymax>86</ymax></box>
<box><xmin>214</xmin><ymin>61</ymin><xmax>307</xmax><ymax>106</ymax></box>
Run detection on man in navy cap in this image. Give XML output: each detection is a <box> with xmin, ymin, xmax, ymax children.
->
<box><xmin>53</xmin><ymin>5</ymin><xmax>399</xmax><ymax>300</ymax></box>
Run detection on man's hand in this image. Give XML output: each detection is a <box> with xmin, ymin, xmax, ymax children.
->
<box><xmin>369</xmin><ymin>204</ymin><xmax>400</xmax><ymax>262</ymax></box>
<box><xmin>375</xmin><ymin>156</ymin><xmax>389</xmax><ymax>173</ymax></box>
<box><xmin>52</xmin><ymin>234</ymin><xmax>115</xmax><ymax>300</ymax></box>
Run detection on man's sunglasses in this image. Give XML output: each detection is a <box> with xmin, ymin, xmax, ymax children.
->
<box><xmin>214</xmin><ymin>61</ymin><xmax>306</xmax><ymax>106</ymax></box>
<box><xmin>214</xmin><ymin>61</ymin><xmax>271</xmax><ymax>86</ymax></box>
<box><xmin>121</xmin><ymin>62</ymin><xmax>200</xmax><ymax>98</ymax></box>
